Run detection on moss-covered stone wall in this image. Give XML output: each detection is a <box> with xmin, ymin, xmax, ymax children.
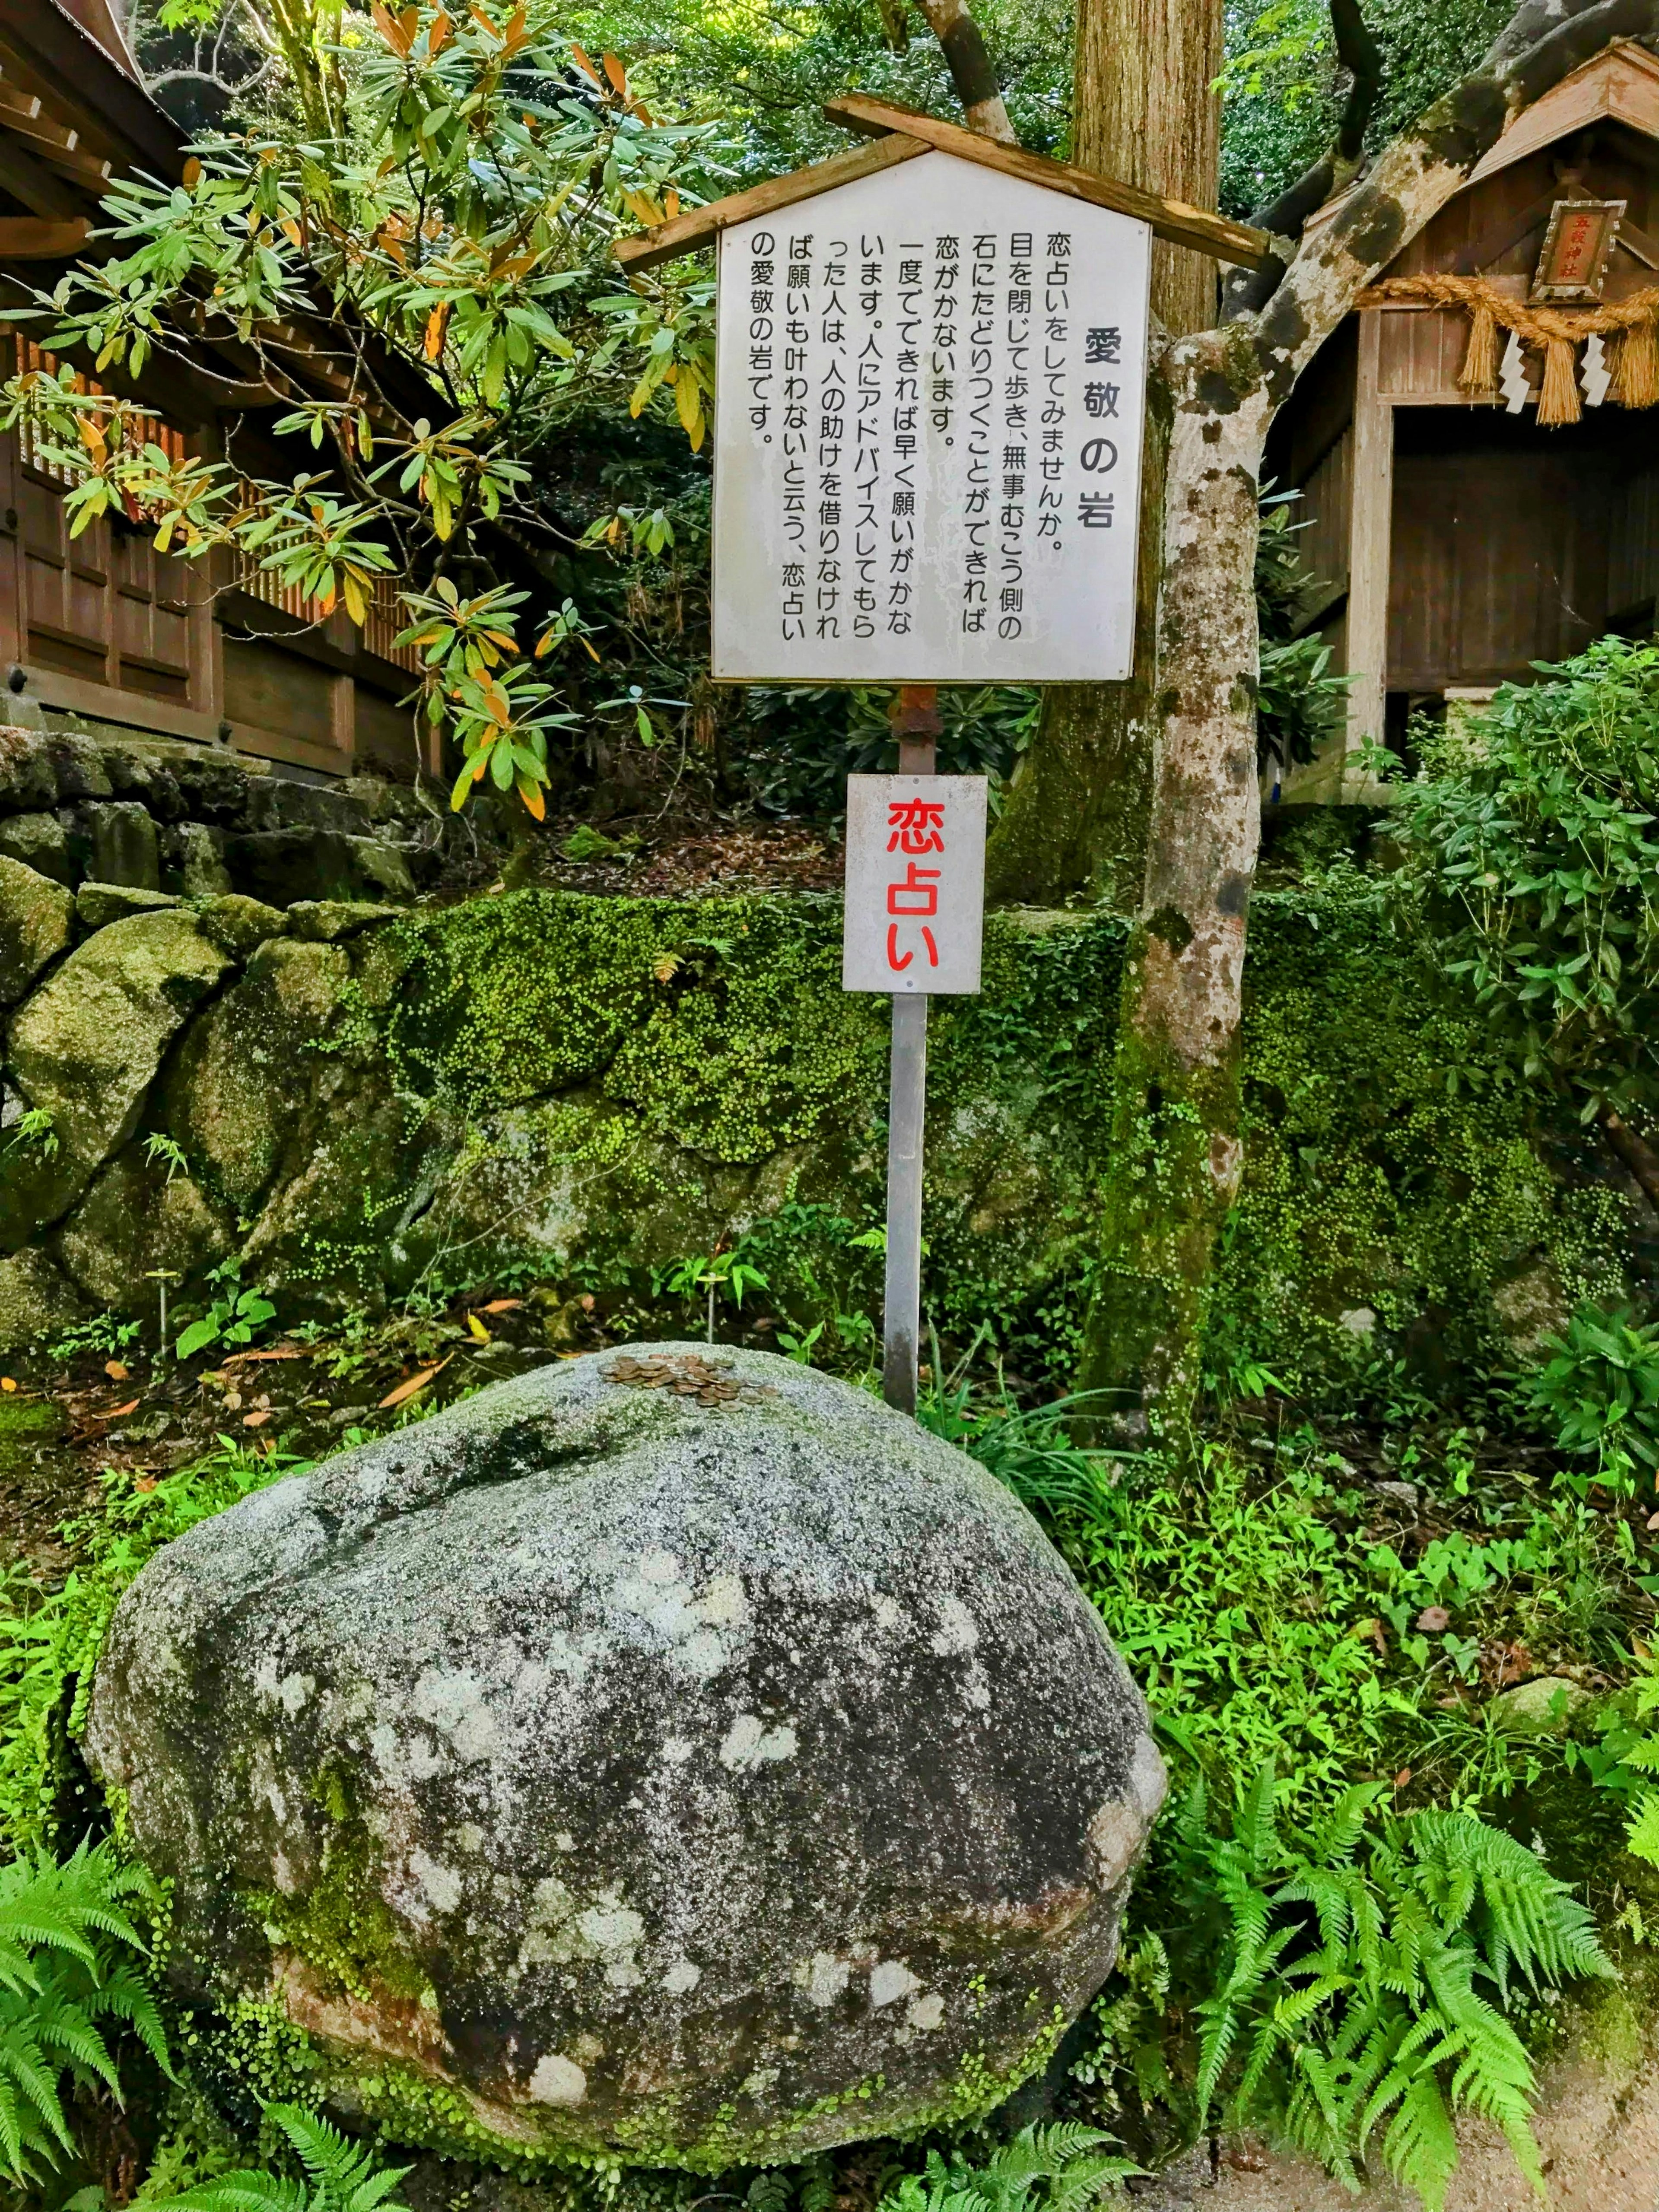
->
<box><xmin>0</xmin><ymin>864</ymin><xmax>1637</xmax><ymax>1393</ymax></box>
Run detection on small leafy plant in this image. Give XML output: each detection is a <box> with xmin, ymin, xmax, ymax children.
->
<box><xmin>143</xmin><ymin>2102</ymin><xmax>413</xmax><ymax>2212</ymax></box>
<box><xmin>1528</xmin><ymin>1304</ymin><xmax>1659</xmax><ymax>1497</ymax></box>
<box><xmin>0</xmin><ymin>1839</ymin><xmax>170</xmax><ymax>2187</ymax></box>
<box><xmin>659</xmin><ymin>1243</ymin><xmax>770</xmax><ymax>1345</ymax></box>
<box><xmin>881</xmin><ymin>2124</ymin><xmax>1138</xmax><ymax>2212</ymax></box>
<box><xmin>141</xmin><ymin>1133</ymin><xmax>191</xmax><ymax>1185</ymax></box>
<box><xmin>175</xmin><ymin>1261</ymin><xmax>277</xmax><ymax>1362</ymax></box>
<box><xmin>3</xmin><ymin>1107</ymin><xmax>59</xmax><ymax>1161</ymax></box>
<box><xmin>1191</xmin><ymin>1766</ymin><xmax>1611</xmax><ymax>2210</ymax></box>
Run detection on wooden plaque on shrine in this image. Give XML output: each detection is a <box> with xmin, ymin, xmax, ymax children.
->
<box><xmin>1532</xmin><ymin>198</ymin><xmax>1626</xmax><ymax>302</ymax></box>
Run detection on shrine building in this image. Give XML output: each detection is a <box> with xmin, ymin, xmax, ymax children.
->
<box><xmin>0</xmin><ymin>0</ymin><xmax>425</xmax><ymax>782</ymax></box>
<box><xmin>1269</xmin><ymin>39</ymin><xmax>1659</xmax><ymax>799</ymax></box>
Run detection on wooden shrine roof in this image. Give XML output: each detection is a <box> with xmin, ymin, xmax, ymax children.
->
<box><xmin>1468</xmin><ymin>40</ymin><xmax>1659</xmax><ymax>186</ymax></box>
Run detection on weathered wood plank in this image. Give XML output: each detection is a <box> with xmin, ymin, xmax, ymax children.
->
<box><xmin>1344</xmin><ymin>309</ymin><xmax>1393</xmax><ymax>758</ymax></box>
<box><xmin>823</xmin><ymin>92</ymin><xmax>1271</xmax><ymax>268</ymax></box>
<box><xmin>613</xmin><ymin>136</ymin><xmax>929</xmax><ymax>273</ymax></box>
<box><xmin>0</xmin><ymin>216</ymin><xmax>90</xmax><ymax>260</ymax></box>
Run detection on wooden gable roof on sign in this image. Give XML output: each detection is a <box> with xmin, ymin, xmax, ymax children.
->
<box><xmin>615</xmin><ymin>94</ymin><xmax>1271</xmax><ymax>275</ymax></box>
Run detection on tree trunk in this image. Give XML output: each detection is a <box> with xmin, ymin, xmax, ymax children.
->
<box><xmin>1080</xmin><ymin>331</ymin><xmax>1268</xmax><ymax>1412</ymax></box>
<box><xmin>1602</xmin><ymin>1109</ymin><xmax>1659</xmax><ymax>1216</ymax></box>
<box><xmin>984</xmin><ymin>0</ymin><xmax>1223</xmax><ymax>910</ymax></box>
<box><xmin>1075</xmin><ymin>0</ymin><xmax>1651</xmax><ymax>1412</ymax></box>
<box><xmin>1073</xmin><ymin>0</ymin><xmax>1224</xmax><ymax>339</ymax></box>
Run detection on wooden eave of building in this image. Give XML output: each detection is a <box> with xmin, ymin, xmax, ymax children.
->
<box><xmin>1468</xmin><ymin>39</ymin><xmax>1659</xmax><ymax>186</ymax></box>
<box><xmin>0</xmin><ymin>2</ymin><xmax>440</xmax><ymax>439</ymax></box>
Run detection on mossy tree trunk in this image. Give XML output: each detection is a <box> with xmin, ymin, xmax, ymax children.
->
<box><xmin>1079</xmin><ymin>0</ymin><xmax>1653</xmax><ymax>1410</ymax></box>
<box><xmin>985</xmin><ymin>0</ymin><xmax>1222</xmax><ymax>911</ymax></box>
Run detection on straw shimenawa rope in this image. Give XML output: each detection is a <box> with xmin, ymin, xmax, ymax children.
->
<box><xmin>1363</xmin><ymin>273</ymin><xmax>1659</xmax><ymax>424</ymax></box>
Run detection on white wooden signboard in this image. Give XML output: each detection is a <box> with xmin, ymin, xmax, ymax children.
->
<box><xmin>711</xmin><ymin>147</ymin><xmax>1152</xmax><ymax>684</ymax></box>
<box><xmin>842</xmin><ymin>774</ymin><xmax>986</xmax><ymax>995</ymax></box>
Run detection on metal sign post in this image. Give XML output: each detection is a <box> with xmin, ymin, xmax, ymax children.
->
<box><xmin>884</xmin><ymin>688</ymin><xmax>938</xmax><ymax>1414</ymax></box>
<box><xmin>842</xmin><ymin>691</ymin><xmax>985</xmax><ymax>1413</ymax></box>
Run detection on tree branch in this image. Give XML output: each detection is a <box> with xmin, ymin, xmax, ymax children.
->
<box><xmin>1223</xmin><ymin>0</ymin><xmax>1383</xmax><ymax>318</ymax></box>
<box><xmin>1230</xmin><ymin>0</ymin><xmax>1659</xmax><ymax>357</ymax></box>
<box><xmin>913</xmin><ymin>0</ymin><xmax>1017</xmax><ymax>143</ymax></box>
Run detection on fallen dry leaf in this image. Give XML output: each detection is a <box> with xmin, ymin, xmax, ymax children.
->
<box><xmin>1481</xmin><ymin>1638</ymin><xmax>1531</xmax><ymax>1689</ymax></box>
<box><xmin>104</xmin><ymin>1399</ymin><xmax>140</xmax><ymax>1419</ymax></box>
<box><xmin>1417</xmin><ymin>1605</ymin><xmax>1452</xmax><ymax>1633</ymax></box>
<box><xmin>105</xmin><ymin>1360</ymin><xmax>129</xmax><ymax>1381</ymax></box>
<box><xmin>1647</xmin><ymin>1510</ymin><xmax>1659</xmax><ymax>1531</ymax></box>
<box><xmin>0</xmin><ymin>1378</ymin><xmax>15</xmax><ymax>1393</ymax></box>
<box><xmin>466</xmin><ymin>1313</ymin><xmax>492</xmax><ymax>1343</ymax></box>
<box><xmin>242</xmin><ymin>1410</ymin><xmax>271</xmax><ymax>1428</ymax></box>
<box><xmin>379</xmin><ymin>1354</ymin><xmax>452</xmax><ymax>1410</ymax></box>
<box><xmin>133</xmin><ymin>1475</ymin><xmax>157</xmax><ymax>1494</ymax></box>
<box><xmin>1394</xmin><ymin>1767</ymin><xmax>1412</xmax><ymax>1788</ymax></box>
<box><xmin>225</xmin><ymin>1346</ymin><xmax>307</xmax><ymax>1365</ymax></box>
<box><xmin>479</xmin><ymin>1298</ymin><xmax>522</xmax><ymax>1314</ymax></box>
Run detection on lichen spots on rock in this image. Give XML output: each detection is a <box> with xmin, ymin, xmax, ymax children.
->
<box><xmin>529</xmin><ymin>2052</ymin><xmax>587</xmax><ymax>2107</ymax></box>
<box><xmin>718</xmin><ymin>1713</ymin><xmax>798</xmax><ymax>1768</ymax></box>
<box><xmin>85</xmin><ymin>1347</ymin><xmax>1160</xmax><ymax>2168</ymax></box>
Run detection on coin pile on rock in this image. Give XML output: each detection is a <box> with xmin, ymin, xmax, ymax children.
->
<box><xmin>601</xmin><ymin>1352</ymin><xmax>772</xmax><ymax>1406</ymax></box>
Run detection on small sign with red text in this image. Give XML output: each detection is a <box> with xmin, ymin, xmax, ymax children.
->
<box><xmin>842</xmin><ymin>775</ymin><xmax>986</xmax><ymax>995</ymax></box>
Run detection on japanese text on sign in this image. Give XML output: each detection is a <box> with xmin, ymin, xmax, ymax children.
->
<box><xmin>713</xmin><ymin>149</ymin><xmax>1151</xmax><ymax>684</ymax></box>
<box><xmin>842</xmin><ymin>775</ymin><xmax>987</xmax><ymax>995</ymax></box>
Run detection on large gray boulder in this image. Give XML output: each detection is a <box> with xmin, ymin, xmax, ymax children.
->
<box><xmin>87</xmin><ymin>1347</ymin><xmax>1164</xmax><ymax>2170</ymax></box>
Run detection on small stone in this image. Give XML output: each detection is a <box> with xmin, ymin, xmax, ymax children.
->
<box><xmin>347</xmin><ymin>836</ymin><xmax>416</xmax><ymax>901</ymax></box>
<box><xmin>1371</xmin><ymin>1480</ymin><xmax>1418</xmax><ymax>1510</ymax></box>
<box><xmin>0</xmin><ymin>810</ymin><xmax>74</xmax><ymax>886</ymax></box>
<box><xmin>1489</xmin><ymin>1676</ymin><xmax>1592</xmax><ymax>1735</ymax></box>
<box><xmin>0</xmin><ymin>1249</ymin><xmax>89</xmax><ymax>1355</ymax></box>
<box><xmin>193</xmin><ymin>894</ymin><xmax>289</xmax><ymax>961</ymax></box>
<box><xmin>76</xmin><ymin>881</ymin><xmax>181</xmax><ymax>931</ymax></box>
<box><xmin>0</xmin><ymin>855</ymin><xmax>73</xmax><ymax>1004</ymax></box>
<box><xmin>6</xmin><ymin>911</ymin><xmax>232</xmax><ymax>1222</ymax></box>
<box><xmin>82</xmin><ymin>801</ymin><xmax>160</xmax><ymax>891</ymax></box>
<box><xmin>1339</xmin><ymin>1307</ymin><xmax>1376</xmax><ymax>1337</ymax></box>
<box><xmin>286</xmin><ymin>899</ymin><xmax>404</xmax><ymax>942</ymax></box>
<box><xmin>0</xmin><ymin>729</ymin><xmax>57</xmax><ymax>811</ymax></box>
<box><xmin>160</xmin><ymin>822</ymin><xmax>232</xmax><ymax>898</ymax></box>
<box><xmin>45</xmin><ymin>734</ymin><xmax>112</xmax><ymax>801</ymax></box>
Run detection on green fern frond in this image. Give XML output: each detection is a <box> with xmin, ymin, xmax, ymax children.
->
<box><xmin>1628</xmin><ymin>1789</ymin><xmax>1659</xmax><ymax>1866</ymax></box>
<box><xmin>1381</xmin><ymin>2072</ymin><xmax>1460</xmax><ymax>2212</ymax></box>
<box><xmin>268</xmin><ymin>2103</ymin><xmax>411</xmax><ymax>2212</ymax></box>
<box><xmin>141</xmin><ymin>2166</ymin><xmax>308</xmax><ymax>2212</ymax></box>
